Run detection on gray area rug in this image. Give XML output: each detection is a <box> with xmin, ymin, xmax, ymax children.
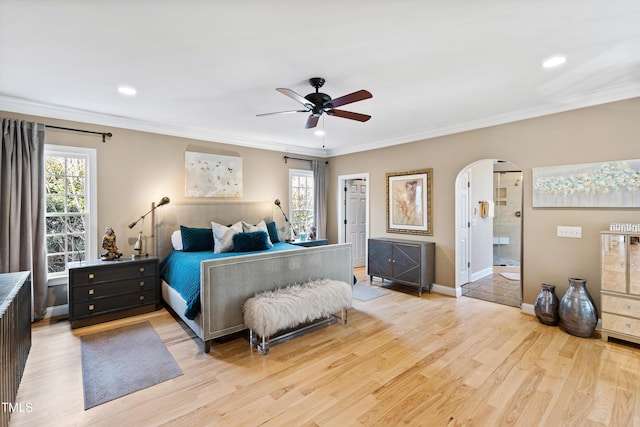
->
<box><xmin>81</xmin><ymin>321</ymin><xmax>182</xmax><ymax>410</ymax></box>
<box><xmin>353</xmin><ymin>283</ymin><xmax>389</xmax><ymax>301</ymax></box>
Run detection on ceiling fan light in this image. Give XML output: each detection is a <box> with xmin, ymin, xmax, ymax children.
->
<box><xmin>542</xmin><ymin>55</ymin><xmax>567</xmax><ymax>68</ymax></box>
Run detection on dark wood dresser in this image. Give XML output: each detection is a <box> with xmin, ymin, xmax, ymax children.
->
<box><xmin>0</xmin><ymin>271</ymin><xmax>31</xmax><ymax>427</ymax></box>
<box><xmin>68</xmin><ymin>257</ymin><xmax>160</xmax><ymax>328</ymax></box>
<box><xmin>368</xmin><ymin>237</ymin><xmax>435</xmax><ymax>296</ymax></box>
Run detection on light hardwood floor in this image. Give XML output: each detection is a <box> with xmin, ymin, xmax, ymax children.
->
<box><xmin>11</xmin><ymin>270</ymin><xmax>640</xmax><ymax>426</ymax></box>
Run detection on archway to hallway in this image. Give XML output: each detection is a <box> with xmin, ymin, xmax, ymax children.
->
<box><xmin>455</xmin><ymin>159</ymin><xmax>523</xmax><ymax>307</ymax></box>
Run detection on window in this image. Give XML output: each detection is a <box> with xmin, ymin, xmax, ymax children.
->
<box><xmin>289</xmin><ymin>169</ymin><xmax>314</xmax><ymax>235</ymax></box>
<box><xmin>44</xmin><ymin>145</ymin><xmax>97</xmax><ymax>279</ymax></box>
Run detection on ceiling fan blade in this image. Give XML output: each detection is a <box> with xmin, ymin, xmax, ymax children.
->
<box><xmin>277</xmin><ymin>88</ymin><xmax>315</xmax><ymax>108</ymax></box>
<box><xmin>324</xmin><ymin>89</ymin><xmax>372</xmax><ymax>109</ymax></box>
<box><xmin>305</xmin><ymin>115</ymin><xmax>320</xmax><ymax>129</ymax></box>
<box><xmin>256</xmin><ymin>109</ymin><xmax>308</xmax><ymax>117</ymax></box>
<box><xmin>327</xmin><ymin>109</ymin><xmax>371</xmax><ymax>122</ymax></box>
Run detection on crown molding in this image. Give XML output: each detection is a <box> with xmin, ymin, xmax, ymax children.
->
<box><xmin>0</xmin><ymin>95</ymin><xmax>330</xmax><ymax>158</ymax></box>
<box><xmin>3</xmin><ymin>82</ymin><xmax>639</xmax><ymax>159</ymax></box>
<box><xmin>325</xmin><ymin>83</ymin><xmax>640</xmax><ymax>157</ymax></box>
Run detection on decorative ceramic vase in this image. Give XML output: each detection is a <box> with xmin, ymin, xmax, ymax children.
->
<box><xmin>534</xmin><ymin>283</ymin><xmax>560</xmax><ymax>326</ymax></box>
<box><xmin>559</xmin><ymin>277</ymin><xmax>598</xmax><ymax>338</ymax></box>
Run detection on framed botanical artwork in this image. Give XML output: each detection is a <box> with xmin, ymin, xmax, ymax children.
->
<box><xmin>386</xmin><ymin>168</ymin><xmax>433</xmax><ymax>236</ymax></box>
<box><xmin>532</xmin><ymin>159</ymin><xmax>640</xmax><ymax>207</ymax></box>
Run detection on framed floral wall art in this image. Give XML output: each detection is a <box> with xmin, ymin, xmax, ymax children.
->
<box><xmin>185</xmin><ymin>151</ymin><xmax>243</xmax><ymax>198</ymax></box>
<box><xmin>386</xmin><ymin>168</ymin><xmax>433</xmax><ymax>236</ymax></box>
<box><xmin>532</xmin><ymin>159</ymin><xmax>640</xmax><ymax>207</ymax></box>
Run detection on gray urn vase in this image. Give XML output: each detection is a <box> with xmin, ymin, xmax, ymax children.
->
<box><xmin>534</xmin><ymin>283</ymin><xmax>560</xmax><ymax>326</ymax></box>
<box><xmin>559</xmin><ymin>277</ymin><xmax>598</xmax><ymax>338</ymax></box>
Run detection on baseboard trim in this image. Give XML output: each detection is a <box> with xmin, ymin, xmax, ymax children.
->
<box><xmin>46</xmin><ymin>304</ymin><xmax>69</xmax><ymax>319</ymax></box>
<box><xmin>432</xmin><ymin>283</ymin><xmax>461</xmax><ymax>297</ymax></box>
<box><xmin>470</xmin><ymin>267</ymin><xmax>493</xmax><ymax>282</ymax></box>
<box><xmin>521</xmin><ymin>303</ymin><xmax>535</xmax><ymax>316</ymax></box>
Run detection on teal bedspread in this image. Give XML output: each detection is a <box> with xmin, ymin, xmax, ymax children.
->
<box><xmin>159</xmin><ymin>242</ymin><xmax>301</xmax><ymax>320</ymax></box>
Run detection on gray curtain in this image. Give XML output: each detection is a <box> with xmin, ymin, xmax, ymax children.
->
<box><xmin>312</xmin><ymin>160</ymin><xmax>328</xmax><ymax>239</ymax></box>
<box><xmin>0</xmin><ymin>118</ymin><xmax>47</xmax><ymax>321</ymax></box>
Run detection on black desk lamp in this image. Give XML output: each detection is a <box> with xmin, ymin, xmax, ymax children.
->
<box><xmin>128</xmin><ymin>196</ymin><xmax>170</xmax><ymax>258</ymax></box>
<box><xmin>274</xmin><ymin>198</ymin><xmax>297</xmax><ymax>241</ymax></box>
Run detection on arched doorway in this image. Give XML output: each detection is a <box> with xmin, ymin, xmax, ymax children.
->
<box><xmin>455</xmin><ymin>159</ymin><xmax>523</xmax><ymax>307</ymax></box>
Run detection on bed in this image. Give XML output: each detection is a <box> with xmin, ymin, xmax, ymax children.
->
<box><xmin>154</xmin><ymin>201</ymin><xmax>353</xmax><ymax>352</ymax></box>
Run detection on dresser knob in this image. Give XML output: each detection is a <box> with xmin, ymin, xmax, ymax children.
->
<box><xmin>88</xmin><ymin>289</ymin><xmax>94</xmax><ymax>295</ymax></box>
<box><xmin>88</xmin><ymin>273</ymin><xmax>95</xmax><ymax>279</ymax></box>
<box><xmin>139</xmin><ymin>281</ymin><xmax>145</xmax><ymax>287</ymax></box>
<box><xmin>627</xmin><ymin>305</ymin><xmax>632</xmax><ymax>310</ymax></box>
<box><xmin>139</xmin><ymin>295</ymin><xmax>145</xmax><ymax>302</ymax></box>
<box><xmin>139</xmin><ymin>267</ymin><xmax>145</xmax><ymax>273</ymax></box>
<box><xmin>88</xmin><ymin>304</ymin><xmax>94</xmax><ymax>311</ymax></box>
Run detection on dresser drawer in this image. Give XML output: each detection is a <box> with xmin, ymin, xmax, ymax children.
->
<box><xmin>602</xmin><ymin>293</ymin><xmax>640</xmax><ymax>318</ymax></box>
<box><xmin>72</xmin><ymin>289</ymin><xmax>158</xmax><ymax>318</ymax></box>
<box><xmin>70</xmin><ymin>261</ymin><xmax>157</xmax><ymax>285</ymax></box>
<box><xmin>602</xmin><ymin>313</ymin><xmax>640</xmax><ymax>338</ymax></box>
<box><xmin>71</xmin><ymin>276</ymin><xmax>157</xmax><ymax>303</ymax></box>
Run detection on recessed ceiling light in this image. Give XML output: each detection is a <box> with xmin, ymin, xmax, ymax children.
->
<box><xmin>315</xmin><ymin>129</ymin><xmax>325</xmax><ymax>136</ymax></box>
<box><xmin>117</xmin><ymin>86</ymin><xmax>137</xmax><ymax>96</ymax></box>
<box><xmin>542</xmin><ymin>55</ymin><xmax>567</xmax><ymax>69</ymax></box>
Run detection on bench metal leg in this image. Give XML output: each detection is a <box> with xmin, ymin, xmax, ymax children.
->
<box><xmin>249</xmin><ymin>329</ymin><xmax>271</xmax><ymax>355</ymax></box>
<box><xmin>249</xmin><ymin>309</ymin><xmax>349</xmax><ymax>356</ymax></box>
<box><xmin>340</xmin><ymin>308</ymin><xmax>348</xmax><ymax>325</ymax></box>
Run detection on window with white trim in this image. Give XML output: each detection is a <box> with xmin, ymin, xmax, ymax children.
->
<box><xmin>44</xmin><ymin>145</ymin><xmax>97</xmax><ymax>279</ymax></box>
<box><xmin>289</xmin><ymin>169</ymin><xmax>314</xmax><ymax>235</ymax></box>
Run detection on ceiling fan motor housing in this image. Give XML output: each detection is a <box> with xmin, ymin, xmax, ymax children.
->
<box><xmin>305</xmin><ymin>92</ymin><xmax>332</xmax><ymax>116</ymax></box>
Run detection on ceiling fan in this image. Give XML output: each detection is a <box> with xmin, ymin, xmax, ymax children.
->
<box><xmin>257</xmin><ymin>77</ymin><xmax>372</xmax><ymax>129</ymax></box>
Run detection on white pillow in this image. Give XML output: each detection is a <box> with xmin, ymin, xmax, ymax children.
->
<box><xmin>211</xmin><ymin>221</ymin><xmax>243</xmax><ymax>253</ymax></box>
<box><xmin>242</xmin><ymin>219</ymin><xmax>273</xmax><ymax>245</ymax></box>
<box><xmin>171</xmin><ymin>230</ymin><xmax>183</xmax><ymax>250</ymax></box>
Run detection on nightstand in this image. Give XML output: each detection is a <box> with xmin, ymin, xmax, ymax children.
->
<box><xmin>290</xmin><ymin>238</ymin><xmax>329</xmax><ymax>247</ymax></box>
<box><xmin>68</xmin><ymin>257</ymin><xmax>160</xmax><ymax>328</ymax></box>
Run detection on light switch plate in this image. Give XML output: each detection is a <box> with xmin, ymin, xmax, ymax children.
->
<box><xmin>557</xmin><ymin>226</ymin><xmax>582</xmax><ymax>238</ymax></box>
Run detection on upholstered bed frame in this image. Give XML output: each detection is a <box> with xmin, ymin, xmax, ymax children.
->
<box><xmin>154</xmin><ymin>201</ymin><xmax>353</xmax><ymax>352</ymax></box>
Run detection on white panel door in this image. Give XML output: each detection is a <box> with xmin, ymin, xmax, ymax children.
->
<box><xmin>346</xmin><ymin>179</ymin><xmax>367</xmax><ymax>267</ymax></box>
<box><xmin>458</xmin><ymin>171</ymin><xmax>471</xmax><ymax>285</ymax></box>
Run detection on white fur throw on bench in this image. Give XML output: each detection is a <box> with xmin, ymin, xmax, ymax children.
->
<box><xmin>243</xmin><ymin>279</ymin><xmax>352</xmax><ymax>338</ymax></box>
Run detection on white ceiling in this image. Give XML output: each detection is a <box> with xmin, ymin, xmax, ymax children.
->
<box><xmin>1</xmin><ymin>1</ymin><xmax>640</xmax><ymax>157</ymax></box>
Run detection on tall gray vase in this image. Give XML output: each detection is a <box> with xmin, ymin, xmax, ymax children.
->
<box><xmin>559</xmin><ymin>277</ymin><xmax>597</xmax><ymax>338</ymax></box>
<box><xmin>534</xmin><ymin>283</ymin><xmax>560</xmax><ymax>326</ymax></box>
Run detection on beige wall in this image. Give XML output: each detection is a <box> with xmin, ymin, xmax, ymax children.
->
<box><xmin>4</xmin><ymin>97</ymin><xmax>640</xmax><ymax>312</ymax></box>
<box><xmin>0</xmin><ymin>110</ymin><xmax>315</xmax><ymax>261</ymax></box>
<box><xmin>328</xmin><ymin>97</ymin><xmax>640</xmax><ymax>310</ymax></box>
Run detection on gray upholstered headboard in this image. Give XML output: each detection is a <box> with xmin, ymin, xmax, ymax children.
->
<box><xmin>154</xmin><ymin>201</ymin><xmax>274</xmax><ymax>260</ymax></box>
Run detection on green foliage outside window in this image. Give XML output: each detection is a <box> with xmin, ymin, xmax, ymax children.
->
<box><xmin>291</xmin><ymin>173</ymin><xmax>314</xmax><ymax>234</ymax></box>
<box><xmin>45</xmin><ymin>155</ymin><xmax>87</xmax><ymax>274</ymax></box>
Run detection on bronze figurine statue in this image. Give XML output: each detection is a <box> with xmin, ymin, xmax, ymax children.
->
<box><xmin>101</xmin><ymin>227</ymin><xmax>122</xmax><ymax>261</ymax></box>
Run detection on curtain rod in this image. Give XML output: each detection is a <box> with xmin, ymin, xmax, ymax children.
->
<box><xmin>283</xmin><ymin>155</ymin><xmax>328</xmax><ymax>164</ymax></box>
<box><xmin>45</xmin><ymin>125</ymin><xmax>112</xmax><ymax>142</ymax></box>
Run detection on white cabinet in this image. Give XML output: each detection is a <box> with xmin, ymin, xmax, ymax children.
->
<box><xmin>600</xmin><ymin>232</ymin><xmax>640</xmax><ymax>344</ymax></box>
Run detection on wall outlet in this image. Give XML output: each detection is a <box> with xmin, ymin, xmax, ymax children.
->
<box><xmin>557</xmin><ymin>226</ymin><xmax>582</xmax><ymax>238</ymax></box>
